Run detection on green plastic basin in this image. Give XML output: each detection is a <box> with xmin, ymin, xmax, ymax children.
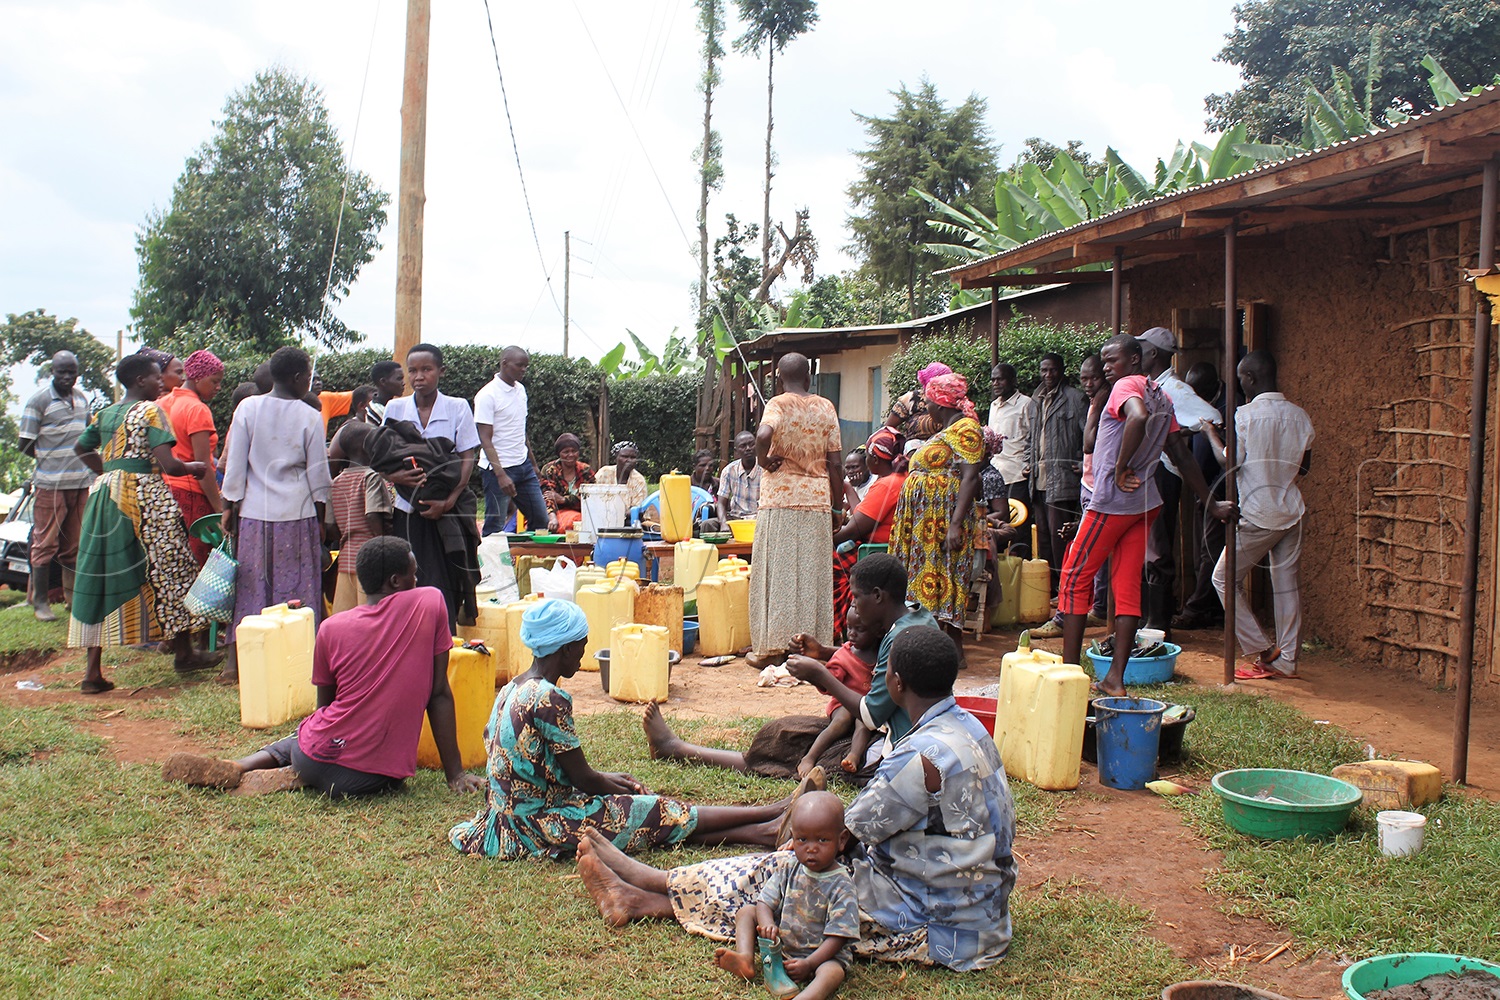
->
<box><xmin>1210</xmin><ymin>769</ymin><xmax>1361</xmax><ymax>840</ymax></box>
<box><xmin>1343</xmin><ymin>953</ymin><xmax>1500</xmax><ymax>1000</ymax></box>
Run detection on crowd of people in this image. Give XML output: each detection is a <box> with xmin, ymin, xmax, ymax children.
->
<box><xmin>15</xmin><ymin>324</ymin><xmax>1313</xmax><ymax>992</ymax></box>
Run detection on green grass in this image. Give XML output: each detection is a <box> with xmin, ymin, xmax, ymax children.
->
<box><xmin>1134</xmin><ymin>684</ymin><xmax>1500</xmax><ymax>962</ymax></box>
<box><xmin>0</xmin><ymin>601</ymin><xmax>66</xmax><ymax>657</ymax></box>
<box><xmin>0</xmin><ymin>588</ymin><xmax>25</xmax><ymax>608</ymax></box>
<box><xmin>0</xmin><ymin>705</ymin><xmax>1174</xmax><ymax>1000</ymax></box>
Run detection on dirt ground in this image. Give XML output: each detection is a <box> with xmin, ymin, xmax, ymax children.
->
<box><xmin>8</xmin><ymin>625</ymin><xmax>1497</xmax><ymax>999</ymax></box>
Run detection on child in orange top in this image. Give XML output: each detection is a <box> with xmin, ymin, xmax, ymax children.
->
<box><xmin>796</xmin><ymin>608</ymin><xmax>878</xmax><ymax>779</ymax></box>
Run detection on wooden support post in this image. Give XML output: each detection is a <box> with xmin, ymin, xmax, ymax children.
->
<box><xmin>1222</xmin><ymin>224</ymin><xmax>1238</xmax><ymax>686</ymax></box>
<box><xmin>1111</xmin><ymin>247</ymin><xmax>1124</xmax><ymax>335</ymax></box>
<box><xmin>989</xmin><ymin>285</ymin><xmax>1000</xmax><ymax>368</ymax></box>
<box><xmin>393</xmin><ymin>0</ymin><xmax>430</xmax><ymax>364</ymax></box>
<box><xmin>563</xmin><ymin>230</ymin><xmax>571</xmax><ymax>357</ymax></box>
<box><xmin>1454</xmin><ymin>157</ymin><xmax>1497</xmax><ymax>785</ymax></box>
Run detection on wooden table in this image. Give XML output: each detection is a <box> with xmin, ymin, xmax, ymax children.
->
<box><xmin>644</xmin><ymin>540</ymin><xmax>752</xmax><ymax>584</ymax></box>
<box><xmin>507</xmin><ymin>541</ymin><xmax>593</xmax><ymax>564</ymax></box>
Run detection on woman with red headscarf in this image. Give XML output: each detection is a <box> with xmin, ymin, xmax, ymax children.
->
<box><xmin>159</xmin><ymin>349</ymin><xmax>227</xmax><ymax>565</ymax></box>
<box><xmin>883</xmin><ymin>361</ymin><xmax>950</xmax><ymax>442</ymax></box>
<box><xmin>830</xmin><ymin>428</ymin><xmax>908</xmax><ymax>637</ymax></box>
<box><xmin>890</xmin><ymin>373</ymin><xmax>985</xmax><ymax>668</ymax></box>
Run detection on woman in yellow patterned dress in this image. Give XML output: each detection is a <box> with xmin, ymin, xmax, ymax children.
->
<box><xmin>889</xmin><ymin>373</ymin><xmax>985</xmax><ymax>669</ymax></box>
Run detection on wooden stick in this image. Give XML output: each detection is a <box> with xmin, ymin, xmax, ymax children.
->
<box><xmin>1366</xmin><ymin>635</ymin><xmax>1458</xmax><ymax>657</ymax></box>
<box><xmin>1260</xmin><ymin>940</ymin><xmax>1293</xmax><ymax>964</ymax></box>
<box><xmin>1358</xmin><ymin>565</ymin><xmax>1464</xmax><ymax>587</ymax></box>
<box><xmin>1367</xmin><ymin>600</ymin><xmax>1461</xmax><ymax>621</ymax></box>
<box><xmin>1377</xmin><ymin>426</ymin><xmax>1469</xmax><ymax>438</ymax></box>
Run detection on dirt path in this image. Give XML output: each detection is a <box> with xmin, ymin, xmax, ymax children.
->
<box><xmin>1018</xmin><ymin>777</ymin><xmax>1346</xmax><ymax>999</ymax></box>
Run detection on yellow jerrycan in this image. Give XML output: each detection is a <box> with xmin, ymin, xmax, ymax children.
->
<box><xmin>573</xmin><ymin>564</ymin><xmax>608</xmax><ymax>595</ymax></box>
<box><xmin>716</xmin><ymin>556</ymin><xmax>749</xmax><ymax>577</ymax></box>
<box><xmin>634</xmin><ymin>583</ymin><xmax>684</xmax><ymax>654</ymax></box>
<box><xmin>417</xmin><ymin>639</ymin><xmax>496</xmax><ymax>769</ymax></box>
<box><xmin>659</xmin><ymin>473</ymin><xmax>694</xmax><ymax>543</ymax></box>
<box><xmin>990</xmin><ymin>549</ymin><xmax>1023</xmax><ymax>628</ymax></box>
<box><xmin>696</xmin><ymin>573</ymin><xmax>750</xmax><ymax>656</ymax></box>
<box><xmin>237</xmin><ymin>602</ymin><xmax>317</xmax><ymax>729</ymax></box>
<box><xmin>672</xmin><ymin>539</ymin><xmax>718</xmax><ymax>598</ymax></box>
<box><xmin>502</xmin><ymin>596</ymin><xmax>541</xmax><ymax>680</ymax></box>
<box><xmin>578</xmin><ymin>579</ymin><xmax>639</xmax><ymax>667</ymax></box>
<box><xmin>458</xmin><ymin>601</ymin><xmax>509</xmax><ymax>685</ymax></box>
<box><xmin>994</xmin><ymin>632</ymin><xmax>1090</xmax><ymax>790</ymax></box>
<box><xmin>607</xmin><ymin>623</ymin><xmax>672</xmax><ymax>703</ymax></box>
<box><xmin>1018</xmin><ymin>524</ymin><xmax>1052</xmax><ymax>623</ymax></box>
<box><xmin>603</xmin><ymin>558</ymin><xmax>641</xmax><ymax>583</ymax></box>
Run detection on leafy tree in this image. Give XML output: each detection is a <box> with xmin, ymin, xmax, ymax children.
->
<box><xmin>886</xmin><ymin>316</ymin><xmax>1107</xmax><ymax>408</ymax></box>
<box><xmin>133</xmin><ymin>68</ymin><xmax>389</xmax><ymax>355</ymax></box>
<box><xmin>1011</xmin><ymin>137</ymin><xmax>1103</xmax><ymax>179</ymax></box>
<box><xmin>706</xmin><ymin>213</ymin><xmax>764</xmax><ymax>338</ymax></box>
<box><xmin>846</xmin><ymin>79</ymin><xmax>996</xmax><ymax>316</ymax></box>
<box><xmin>733</xmin><ymin>0</ymin><xmax>819</xmax><ymax>277</ymax></box>
<box><xmin>692</xmin><ymin>0</ymin><xmax>728</xmax><ymax>446</ymax></box>
<box><xmin>1</xmin><ymin>310</ymin><xmax>116</xmax><ymax>399</ymax></box>
<box><xmin>1205</xmin><ymin>0</ymin><xmax>1500</xmax><ymax>143</ymax></box>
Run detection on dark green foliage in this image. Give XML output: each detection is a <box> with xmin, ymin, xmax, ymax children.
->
<box><xmin>846</xmin><ymin>79</ymin><xmax>997</xmax><ymax>315</ymax></box>
<box><xmin>1206</xmin><ymin>0</ymin><xmax>1500</xmax><ymax>143</ymax></box>
<box><xmin>133</xmin><ymin>69</ymin><xmax>389</xmax><ymax>355</ymax></box>
<box><xmin>885</xmin><ymin>317</ymin><xmax>1107</xmax><ymax>408</ymax></box>
<box><xmin>259</xmin><ymin>348</ymin><xmax>697</xmax><ymax>483</ymax></box>
<box><xmin>1</xmin><ymin>310</ymin><xmax>116</xmax><ymax>398</ymax></box>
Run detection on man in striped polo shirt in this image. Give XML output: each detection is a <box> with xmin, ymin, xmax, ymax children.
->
<box><xmin>18</xmin><ymin>351</ymin><xmax>94</xmax><ymax>620</ymax></box>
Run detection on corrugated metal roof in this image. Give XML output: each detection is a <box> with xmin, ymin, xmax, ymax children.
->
<box><xmin>758</xmin><ymin>283</ymin><xmax>1071</xmax><ymax>343</ymax></box>
<box><xmin>940</xmin><ymin>84</ymin><xmax>1500</xmax><ymax>277</ymax></box>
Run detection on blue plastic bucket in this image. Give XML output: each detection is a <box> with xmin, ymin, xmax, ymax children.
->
<box><xmin>1093</xmin><ymin>697</ymin><xmax>1166</xmax><ymax>790</ymax></box>
<box><xmin>593</xmin><ymin>533</ymin><xmax>647</xmax><ymax>578</ymax></box>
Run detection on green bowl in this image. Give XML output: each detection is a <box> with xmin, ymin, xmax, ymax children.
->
<box><xmin>1343</xmin><ymin>953</ymin><xmax>1500</xmax><ymax>1000</ymax></box>
<box><xmin>701</xmin><ymin>532</ymin><xmax>732</xmax><ymax>544</ymax></box>
<box><xmin>530</xmin><ymin>534</ymin><xmax>566</xmax><ymax>544</ymax></box>
<box><xmin>189</xmin><ymin>513</ymin><xmax>224</xmax><ymax>547</ymax></box>
<box><xmin>1210</xmin><ymin>769</ymin><xmax>1361</xmax><ymax>840</ymax></box>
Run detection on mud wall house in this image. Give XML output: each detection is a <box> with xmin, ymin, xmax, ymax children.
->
<box><xmin>944</xmin><ymin>88</ymin><xmax>1500</xmax><ymax>695</ymax></box>
<box><xmin>742</xmin><ymin>282</ymin><xmax>1113</xmax><ymax>454</ymax></box>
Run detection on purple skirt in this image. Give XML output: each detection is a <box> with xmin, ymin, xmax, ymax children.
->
<box><xmin>228</xmin><ymin>516</ymin><xmax>323</xmax><ymax>641</ymax></box>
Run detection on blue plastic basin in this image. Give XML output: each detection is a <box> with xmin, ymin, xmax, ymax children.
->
<box><xmin>1085</xmin><ymin>642</ymin><xmax>1180</xmax><ymax>685</ymax></box>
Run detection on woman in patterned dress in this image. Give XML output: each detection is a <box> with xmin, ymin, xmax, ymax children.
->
<box><xmin>449</xmin><ymin>599</ymin><xmax>797</xmax><ymax>860</ymax></box>
<box><xmin>69</xmin><ymin>354</ymin><xmax>219</xmax><ymax>692</ymax></box>
<box><xmin>538</xmin><ymin>432</ymin><xmax>595</xmax><ymax>532</ymax></box>
<box><xmin>889</xmin><ymin>373</ymin><xmax>985</xmax><ymax>669</ymax></box>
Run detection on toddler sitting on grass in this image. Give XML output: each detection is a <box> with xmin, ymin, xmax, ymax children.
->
<box><xmin>713</xmin><ymin>790</ymin><xmax>859</xmax><ymax>1000</ymax></box>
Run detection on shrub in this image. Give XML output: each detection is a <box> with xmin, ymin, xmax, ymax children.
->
<box><xmin>885</xmin><ymin>314</ymin><xmax>1108</xmax><ymax>409</ymax></box>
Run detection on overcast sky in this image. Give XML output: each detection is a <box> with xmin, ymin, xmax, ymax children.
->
<box><xmin>1</xmin><ymin>0</ymin><xmax>1244</xmax><ymax>369</ymax></box>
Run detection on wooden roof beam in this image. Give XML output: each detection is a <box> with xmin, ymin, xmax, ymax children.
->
<box><xmin>959</xmin><ymin>272</ymin><xmax>1113</xmax><ymax>289</ymax></box>
<box><xmin>1423</xmin><ymin>136</ymin><xmax>1500</xmax><ymax>165</ymax></box>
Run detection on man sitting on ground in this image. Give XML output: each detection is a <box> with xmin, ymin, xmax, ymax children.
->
<box><xmin>162</xmin><ymin>536</ymin><xmax>486</xmax><ymax>798</ymax></box>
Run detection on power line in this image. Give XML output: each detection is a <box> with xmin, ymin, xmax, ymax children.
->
<box><xmin>481</xmin><ymin>0</ymin><xmax>561</xmax><ymax>316</ymax></box>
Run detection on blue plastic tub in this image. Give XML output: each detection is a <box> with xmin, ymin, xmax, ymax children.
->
<box><xmin>1085</xmin><ymin>642</ymin><xmax>1180</xmax><ymax>685</ymax></box>
<box><xmin>1093</xmin><ymin>697</ymin><xmax>1166</xmax><ymax>790</ymax></box>
<box><xmin>682</xmin><ymin>621</ymin><xmax>699</xmax><ymax>655</ymax></box>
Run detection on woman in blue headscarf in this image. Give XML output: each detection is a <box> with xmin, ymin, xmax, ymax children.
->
<box><xmin>450</xmin><ymin>599</ymin><xmax>798</xmax><ymax>859</ymax></box>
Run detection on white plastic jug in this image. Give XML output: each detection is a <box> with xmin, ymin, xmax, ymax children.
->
<box><xmin>579</xmin><ymin>484</ymin><xmax>630</xmax><ymax>544</ymax></box>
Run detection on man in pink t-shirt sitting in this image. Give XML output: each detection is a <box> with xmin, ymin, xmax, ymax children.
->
<box><xmin>164</xmin><ymin>537</ymin><xmax>487</xmax><ymax>798</ymax></box>
<box><xmin>1058</xmin><ymin>333</ymin><xmax>1236</xmax><ymax>697</ymax></box>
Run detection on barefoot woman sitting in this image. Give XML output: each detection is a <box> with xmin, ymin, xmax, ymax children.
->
<box><xmin>580</xmin><ymin>626</ymin><xmax>1018</xmax><ymax>972</ymax></box>
<box><xmin>449</xmin><ymin>599</ymin><xmax>809</xmax><ymax>859</ymax></box>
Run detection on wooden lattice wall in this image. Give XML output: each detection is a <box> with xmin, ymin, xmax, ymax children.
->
<box><xmin>1357</xmin><ymin>221</ymin><xmax>1491</xmax><ymax>683</ymax></box>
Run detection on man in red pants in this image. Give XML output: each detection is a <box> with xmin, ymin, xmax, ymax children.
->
<box><xmin>1060</xmin><ymin>334</ymin><xmax>1235</xmax><ymax>695</ymax></box>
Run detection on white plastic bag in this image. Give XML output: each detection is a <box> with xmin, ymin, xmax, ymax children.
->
<box><xmin>529</xmin><ymin>556</ymin><xmax>578</xmax><ymax>602</ymax></box>
<box><xmin>477</xmin><ymin>534</ymin><xmax>519</xmax><ymax>603</ymax></box>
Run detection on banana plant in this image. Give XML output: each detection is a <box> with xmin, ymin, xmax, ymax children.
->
<box><xmin>598</xmin><ymin>329</ymin><xmax>704</xmax><ymax>379</ymax></box>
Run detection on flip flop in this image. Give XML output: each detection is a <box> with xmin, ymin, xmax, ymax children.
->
<box><xmin>1234</xmin><ymin>665</ymin><xmax>1277</xmax><ymax>680</ymax></box>
<box><xmin>698</xmin><ymin>655</ymin><xmax>735</xmax><ymax>668</ymax></box>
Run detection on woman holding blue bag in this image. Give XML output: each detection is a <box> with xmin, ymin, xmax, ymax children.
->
<box><xmin>68</xmin><ymin>354</ymin><xmax>222</xmax><ymax>693</ymax></box>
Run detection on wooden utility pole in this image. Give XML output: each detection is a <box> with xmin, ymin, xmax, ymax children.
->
<box><xmin>393</xmin><ymin>0</ymin><xmax>431</xmax><ymax>364</ymax></box>
<box><xmin>563</xmin><ymin>230</ymin><xmax>571</xmax><ymax>357</ymax></box>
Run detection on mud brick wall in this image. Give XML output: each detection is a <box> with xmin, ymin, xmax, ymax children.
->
<box><xmin>1127</xmin><ymin>210</ymin><xmax>1495</xmax><ymax>688</ymax></box>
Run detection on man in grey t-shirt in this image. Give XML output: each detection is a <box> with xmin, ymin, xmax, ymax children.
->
<box><xmin>18</xmin><ymin>352</ymin><xmax>94</xmax><ymax>620</ymax></box>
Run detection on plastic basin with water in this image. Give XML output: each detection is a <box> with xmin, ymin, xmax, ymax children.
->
<box><xmin>1342</xmin><ymin>953</ymin><xmax>1500</xmax><ymax>1000</ymax></box>
<box><xmin>1211</xmin><ymin>768</ymin><xmax>1362</xmax><ymax>840</ymax></box>
<box><xmin>1085</xmin><ymin>642</ymin><xmax>1180</xmax><ymax>685</ymax></box>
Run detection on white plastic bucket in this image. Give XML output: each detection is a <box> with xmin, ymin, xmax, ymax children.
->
<box><xmin>579</xmin><ymin>485</ymin><xmax>630</xmax><ymax>544</ymax></box>
<box><xmin>1376</xmin><ymin>809</ymin><xmax>1427</xmax><ymax>857</ymax></box>
<box><xmin>1136</xmin><ymin>628</ymin><xmax>1166</xmax><ymax>646</ymax></box>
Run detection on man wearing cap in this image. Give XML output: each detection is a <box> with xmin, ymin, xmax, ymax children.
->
<box><xmin>1136</xmin><ymin>327</ymin><xmax>1221</xmax><ymax>637</ymax></box>
<box><xmin>18</xmin><ymin>351</ymin><xmax>94</xmax><ymax>621</ymax></box>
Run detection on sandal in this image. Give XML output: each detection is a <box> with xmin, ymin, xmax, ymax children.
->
<box><xmin>1234</xmin><ymin>664</ymin><xmax>1277</xmax><ymax>680</ymax></box>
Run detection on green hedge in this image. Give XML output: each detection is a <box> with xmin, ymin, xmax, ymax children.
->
<box><xmin>208</xmin><ymin>346</ymin><xmax>697</xmax><ymax>483</ymax></box>
<box><xmin>885</xmin><ymin>315</ymin><xmax>1108</xmax><ymax>410</ymax></box>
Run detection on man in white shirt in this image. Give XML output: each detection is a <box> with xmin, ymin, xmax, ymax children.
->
<box><xmin>986</xmin><ymin>362</ymin><xmax>1030</xmax><ymax>507</ymax></box>
<box><xmin>1205</xmin><ymin>350</ymin><xmax>1314</xmax><ymax>679</ymax></box>
<box><xmin>1136</xmin><ymin>327</ymin><xmax>1222</xmax><ymax>636</ymax></box>
<box><xmin>473</xmin><ymin>346</ymin><xmax>549</xmax><ymax>536</ymax></box>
